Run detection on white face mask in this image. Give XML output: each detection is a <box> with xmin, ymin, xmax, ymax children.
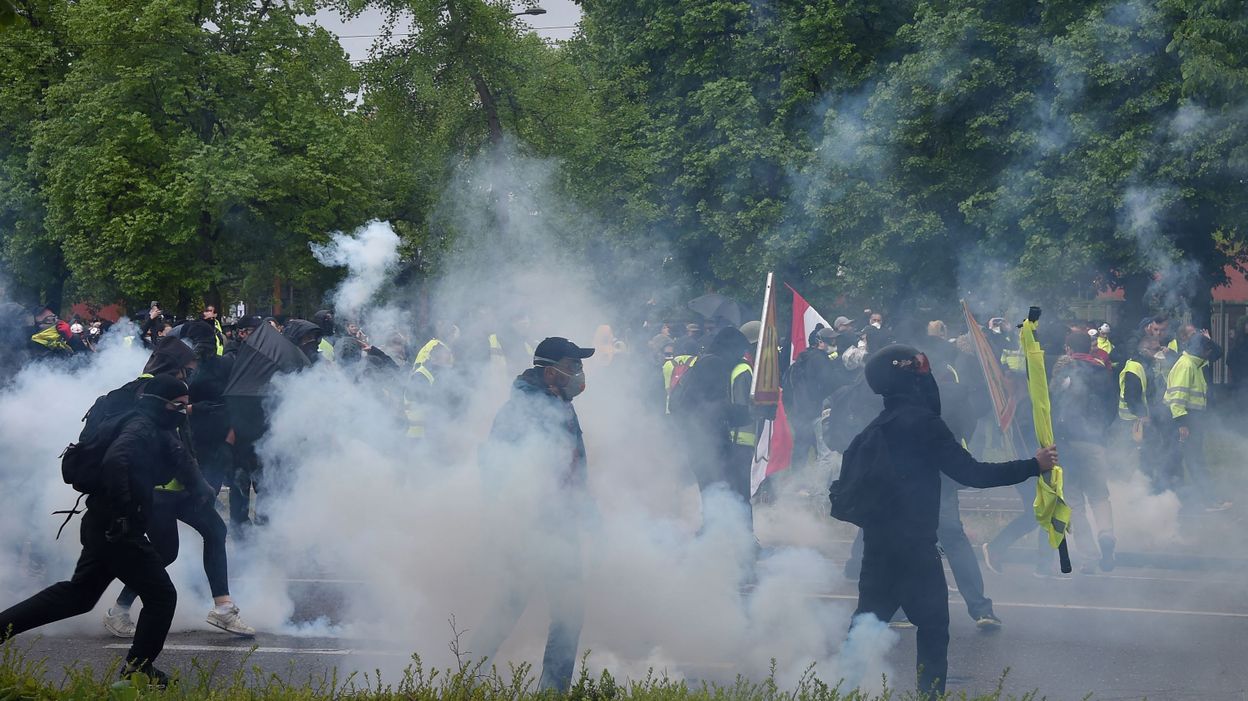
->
<box><xmin>1154</xmin><ymin>351</ymin><xmax>1167</xmax><ymax>361</ymax></box>
<box><xmin>871</xmin><ymin>322</ymin><xmax>882</xmax><ymax>329</ymax></box>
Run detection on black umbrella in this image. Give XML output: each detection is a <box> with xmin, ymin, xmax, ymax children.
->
<box><xmin>688</xmin><ymin>293</ymin><xmax>754</xmax><ymax>327</ymax></box>
<box><xmin>223</xmin><ymin>322</ymin><xmax>309</xmax><ymax>398</ymax></box>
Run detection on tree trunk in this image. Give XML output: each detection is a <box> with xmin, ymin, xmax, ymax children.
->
<box><xmin>272</xmin><ymin>274</ymin><xmax>283</xmax><ymax>317</ymax></box>
<box><xmin>1120</xmin><ymin>272</ymin><xmax>1151</xmax><ymax>333</ymax></box>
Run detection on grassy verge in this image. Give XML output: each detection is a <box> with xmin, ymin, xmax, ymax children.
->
<box><xmin>0</xmin><ymin>642</ymin><xmax>1067</xmax><ymax>701</ymax></box>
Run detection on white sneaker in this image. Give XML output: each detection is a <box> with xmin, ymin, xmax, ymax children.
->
<box><xmin>104</xmin><ymin>607</ymin><xmax>136</xmax><ymax>638</ymax></box>
<box><xmin>206</xmin><ymin>605</ymin><xmax>256</xmax><ymax>637</ymax></box>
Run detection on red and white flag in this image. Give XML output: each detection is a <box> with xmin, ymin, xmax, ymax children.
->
<box><xmin>788</xmin><ymin>284</ymin><xmax>831</xmax><ymax>363</ymax></box>
<box><xmin>751</xmin><ymin>284</ymin><xmax>833</xmax><ymax>494</ymax></box>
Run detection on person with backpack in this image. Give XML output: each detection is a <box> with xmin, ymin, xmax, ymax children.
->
<box><xmin>830</xmin><ymin>344</ymin><xmax>1057</xmax><ymax>700</ymax></box>
<box><xmin>782</xmin><ymin>326</ymin><xmax>840</xmax><ymax>471</ymax></box>
<box><xmin>0</xmin><ymin>375</ymin><xmax>193</xmax><ymax>688</ymax></box>
<box><xmin>103</xmin><ymin>324</ymin><xmax>256</xmax><ymax>640</ymax></box>
<box><xmin>669</xmin><ymin>327</ymin><xmax>758</xmax><ymax>538</ymax></box>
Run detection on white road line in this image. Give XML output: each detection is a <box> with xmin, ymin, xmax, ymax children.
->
<box><xmin>814</xmin><ymin>594</ymin><xmax>1248</xmax><ymax>619</ymax></box>
<box><xmin>103</xmin><ymin>644</ymin><xmax>407</xmax><ymax>657</ymax></box>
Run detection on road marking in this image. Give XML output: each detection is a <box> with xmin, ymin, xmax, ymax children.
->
<box><xmin>103</xmin><ymin>644</ymin><xmax>407</xmax><ymax>657</ymax></box>
<box><xmin>814</xmin><ymin>594</ymin><xmax>1248</xmax><ymax>619</ymax></box>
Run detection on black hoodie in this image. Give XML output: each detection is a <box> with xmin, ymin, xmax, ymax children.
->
<box><xmin>282</xmin><ymin>319</ymin><xmax>323</xmax><ymax>362</ymax></box>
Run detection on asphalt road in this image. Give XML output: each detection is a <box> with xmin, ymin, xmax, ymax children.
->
<box><xmin>6</xmin><ymin>552</ymin><xmax>1246</xmax><ymax>701</ymax></box>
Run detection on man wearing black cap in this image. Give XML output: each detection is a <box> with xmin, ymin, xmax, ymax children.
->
<box><xmin>0</xmin><ymin>374</ymin><xmax>192</xmax><ymax>687</ymax></box>
<box><xmin>836</xmin><ymin>344</ymin><xmax>1058</xmax><ymax>700</ymax></box>
<box><xmin>473</xmin><ymin>337</ymin><xmax>594</xmax><ymax>693</ymax></box>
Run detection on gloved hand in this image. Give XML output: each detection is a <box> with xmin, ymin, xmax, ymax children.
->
<box><xmin>104</xmin><ymin>516</ymin><xmax>130</xmax><ymax>543</ymax></box>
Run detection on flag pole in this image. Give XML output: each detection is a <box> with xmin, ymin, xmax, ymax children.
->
<box><xmin>751</xmin><ymin>272</ymin><xmax>780</xmax><ymax>405</ymax></box>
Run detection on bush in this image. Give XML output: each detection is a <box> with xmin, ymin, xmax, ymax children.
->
<box><xmin>0</xmin><ymin>641</ymin><xmax>1053</xmax><ymax>701</ymax></box>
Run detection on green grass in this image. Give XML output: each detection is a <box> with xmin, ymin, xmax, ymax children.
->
<box><xmin>0</xmin><ymin>641</ymin><xmax>1076</xmax><ymax>701</ymax></box>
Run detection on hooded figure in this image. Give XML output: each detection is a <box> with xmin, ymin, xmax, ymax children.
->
<box><xmin>837</xmin><ymin>343</ymin><xmax>1055</xmax><ymax>700</ymax></box>
<box><xmin>282</xmin><ymin>319</ymin><xmax>323</xmax><ymax>363</ymax></box>
<box><xmin>0</xmin><ymin>375</ymin><xmax>190</xmax><ymax>686</ymax></box>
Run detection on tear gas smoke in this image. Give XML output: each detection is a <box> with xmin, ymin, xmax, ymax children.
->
<box><xmin>311</xmin><ymin>220</ymin><xmax>402</xmax><ymax>319</ymax></box>
<box><xmin>228</xmin><ymin>144</ymin><xmax>892</xmax><ymax>690</ymax></box>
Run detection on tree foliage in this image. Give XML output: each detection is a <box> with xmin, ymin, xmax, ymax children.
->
<box><xmin>1</xmin><ymin>0</ymin><xmax>1245</xmax><ymax>321</ymax></box>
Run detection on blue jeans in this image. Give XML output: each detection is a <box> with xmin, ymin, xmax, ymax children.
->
<box><xmin>470</xmin><ymin>541</ymin><xmax>584</xmax><ymax>692</ymax></box>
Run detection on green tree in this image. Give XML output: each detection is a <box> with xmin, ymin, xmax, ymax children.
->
<box><xmin>0</xmin><ymin>1</ymin><xmax>71</xmax><ymax>308</ymax></box>
<box><xmin>23</xmin><ymin>0</ymin><xmax>380</xmax><ymax>312</ymax></box>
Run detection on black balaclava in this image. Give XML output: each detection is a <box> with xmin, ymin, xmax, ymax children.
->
<box><xmin>865</xmin><ymin>343</ymin><xmax>941</xmax><ymax>415</ymax></box>
<box><xmin>314</xmin><ymin>310</ymin><xmax>335</xmax><ymax>338</ymax></box>
<box><xmin>138</xmin><ymin>374</ymin><xmax>189</xmax><ymax>429</ymax></box>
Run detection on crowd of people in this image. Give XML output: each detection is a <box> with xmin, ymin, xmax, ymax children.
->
<box><xmin>0</xmin><ymin>296</ymin><xmax>1243</xmax><ymax>698</ymax></box>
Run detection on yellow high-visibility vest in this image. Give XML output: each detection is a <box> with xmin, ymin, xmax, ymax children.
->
<box><xmin>1165</xmin><ymin>352</ymin><xmax>1207</xmax><ymax>419</ymax></box>
<box><xmin>1000</xmin><ymin>349</ymin><xmax>1025</xmax><ymax>372</ymax></box>
<box><xmin>662</xmin><ymin>354</ymin><xmax>698</xmax><ymax>414</ymax></box>
<box><xmin>405</xmin><ymin>365</ymin><xmax>436</xmax><ymax>438</ymax></box>
<box><xmin>212</xmin><ymin>319</ymin><xmax>226</xmax><ymax>356</ymax></box>
<box><xmin>1097</xmin><ymin>336</ymin><xmax>1113</xmax><ymax>355</ymax></box>
<box><xmin>318</xmin><ymin>337</ymin><xmax>335</xmax><ymax>362</ymax></box>
<box><xmin>1118</xmin><ymin>360</ymin><xmax>1148</xmax><ymax>421</ymax></box>
<box><xmin>413</xmin><ymin>338</ymin><xmax>445</xmax><ymax>367</ymax></box>
<box><xmin>729</xmin><ymin>362</ymin><xmax>756</xmax><ymax>447</ymax></box>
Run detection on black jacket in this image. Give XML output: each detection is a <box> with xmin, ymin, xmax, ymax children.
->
<box><xmin>87</xmin><ymin>412</ymin><xmax>186</xmax><ymax>530</ymax></box>
<box><xmin>869</xmin><ymin>393</ymin><xmax>1038</xmax><ymax>540</ymax></box>
<box><xmin>188</xmin><ymin>353</ymin><xmax>235</xmax><ymax>449</ymax></box>
<box><xmin>782</xmin><ymin>348</ymin><xmax>839</xmax><ymax>424</ymax></box>
<box><xmin>482</xmin><ymin>368</ymin><xmax>588</xmax><ymax>493</ymax></box>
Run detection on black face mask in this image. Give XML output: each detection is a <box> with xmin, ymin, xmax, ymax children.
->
<box><xmin>916</xmin><ymin>373</ymin><xmax>942</xmax><ymax>416</ymax></box>
<box><xmin>139</xmin><ymin>397</ymin><xmax>185</xmax><ymax>429</ymax></box>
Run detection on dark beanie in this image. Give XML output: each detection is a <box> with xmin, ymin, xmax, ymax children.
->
<box><xmin>142</xmin><ymin>374</ymin><xmax>188</xmax><ymax>401</ymax></box>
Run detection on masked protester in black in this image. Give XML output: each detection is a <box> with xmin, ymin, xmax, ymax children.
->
<box><xmin>282</xmin><ymin>319</ymin><xmax>323</xmax><ymax>364</ymax></box>
<box><xmin>845</xmin><ymin>345</ymin><xmax>1058</xmax><ymax>700</ymax></box>
<box><xmin>472</xmin><ymin>337</ymin><xmax>595</xmax><ymax>693</ymax></box>
<box><xmin>105</xmin><ymin>323</ymin><xmax>255</xmax><ymax>639</ymax></box>
<box><xmin>0</xmin><ymin>375</ymin><xmax>192</xmax><ymax>687</ymax></box>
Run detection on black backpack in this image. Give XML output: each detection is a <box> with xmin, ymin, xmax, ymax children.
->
<box><xmin>782</xmin><ymin>353</ymin><xmax>824</xmax><ymax>422</ymax></box>
<box><xmin>828</xmin><ymin>410</ymin><xmax>897</xmax><ymax>527</ymax></box>
<box><xmin>54</xmin><ymin>383</ymin><xmax>141</xmax><ymax>537</ymax></box>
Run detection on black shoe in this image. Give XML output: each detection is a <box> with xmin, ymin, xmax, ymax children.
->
<box><xmin>1098</xmin><ymin>533</ymin><xmax>1116</xmax><ymax>572</ymax></box>
<box><xmin>120</xmin><ymin>661</ymin><xmax>170</xmax><ymax>689</ymax></box>
<box><xmin>975</xmin><ymin>613</ymin><xmax>1003</xmax><ymax>631</ymax></box>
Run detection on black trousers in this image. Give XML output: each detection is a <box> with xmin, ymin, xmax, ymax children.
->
<box><xmin>229</xmin><ymin>440</ymin><xmax>262</xmax><ymax>528</ymax></box>
<box><xmin>693</xmin><ymin>442</ymin><xmax>755</xmax><ymax>533</ymax></box>
<box><xmin>852</xmin><ymin>530</ymin><xmax>949</xmax><ymax>700</ymax></box>
<box><xmin>117</xmin><ymin>491</ymin><xmax>229</xmax><ymax>607</ymax></box>
<box><xmin>0</xmin><ymin>511</ymin><xmax>176</xmax><ymax>667</ymax></box>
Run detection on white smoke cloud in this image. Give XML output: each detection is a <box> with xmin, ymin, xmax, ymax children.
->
<box><xmin>311</xmin><ymin>221</ymin><xmax>402</xmax><ymax>319</ymax></box>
